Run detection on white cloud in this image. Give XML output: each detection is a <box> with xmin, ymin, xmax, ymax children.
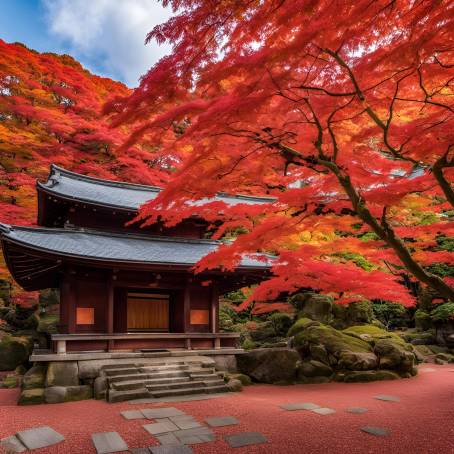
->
<box><xmin>43</xmin><ymin>0</ymin><xmax>172</xmax><ymax>86</ymax></box>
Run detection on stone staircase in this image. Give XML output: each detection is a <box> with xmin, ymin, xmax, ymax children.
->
<box><xmin>102</xmin><ymin>358</ymin><xmax>229</xmax><ymax>403</ymax></box>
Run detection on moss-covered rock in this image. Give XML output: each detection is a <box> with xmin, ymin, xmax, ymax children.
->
<box><xmin>44</xmin><ymin>385</ymin><xmax>92</xmax><ymax>404</ymax></box>
<box><xmin>297</xmin><ymin>360</ymin><xmax>333</xmax><ymax>377</ymax></box>
<box><xmin>287</xmin><ymin>318</ymin><xmax>320</xmax><ymax>337</ymax></box>
<box><xmin>22</xmin><ymin>364</ymin><xmax>47</xmax><ymax>390</ymax></box>
<box><xmin>400</xmin><ymin>330</ymin><xmax>435</xmax><ymax>345</ymax></box>
<box><xmin>18</xmin><ymin>388</ymin><xmax>45</xmax><ymax>405</ymax></box>
<box><xmin>45</xmin><ymin>361</ymin><xmax>79</xmax><ymax>387</ymax></box>
<box><xmin>226</xmin><ymin>378</ymin><xmax>243</xmax><ymax>392</ymax></box>
<box><xmin>374</xmin><ymin>339</ymin><xmax>415</xmax><ymax>372</ymax></box>
<box><xmin>338</xmin><ymin>351</ymin><xmax>378</xmax><ymax>370</ymax></box>
<box><xmin>269</xmin><ymin>313</ymin><xmax>293</xmax><ymax>337</ymax></box>
<box><xmin>342</xmin><ymin>370</ymin><xmax>400</xmax><ymax>383</ymax></box>
<box><xmin>346</xmin><ymin>301</ymin><xmax>373</xmax><ymax>325</ymax></box>
<box><xmin>2</xmin><ymin>374</ymin><xmax>18</xmax><ymax>388</ymax></box>
<box><xmin>0</xmin><ymin>335</ymin><xmax>33</xmax><ymax>371</ymax></box>
<box><xmin>435</xmin><ymin>352</ymin><xmax>454</xmax><ymax>364</ymax></box>
<box><xmin>343</xmin><ymin>325</ymin><xmax>405</xmax><ymax>345</ymax></box>
<box><xmin>298</xmin><ymin>293</ymin><xmax>333</xmax><ymax>323</ymax></box>
<box><xmin>294</xmin><ymin>324</ymin><xmax>372</xmax><ymax>354</ymax></box>
<box><xmin>237</xmin><ymin>348</ymin><xmax>299</xmax><ymax>383</ymax></box>
<box><xmin>228</xmin><ymin>373</ymin><xmax>252</xmax><ymax>386</ymax></box>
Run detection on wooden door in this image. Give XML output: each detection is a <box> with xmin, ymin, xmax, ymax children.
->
<box><xmin>127</xmin><ymin>292</ymin><xmax>169</xmax><ymax>331</ymax></box>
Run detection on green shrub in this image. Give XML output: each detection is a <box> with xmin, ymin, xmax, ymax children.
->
<box><xmin>372</xmin><ymin>301</ymin><xmax>407</xmax><ymax>329</ymax></box>
<box><xmin>414</xmin><ymin>310</ymin><xmax>432</xmax><ymax>331</ymax></box>
<box><xmin>242</xmin><ymin>338</ymin><xmax>257</xmax><ymax>350</ymax></box>
<box><xmin>269</xmin><ymin>313</ymin><xmax>293</xmax><ymax>337</ymax></box>
<box><xmin>431</xmin><ymin>303</ymin><xmax>454</xmax><ymax>323</ymax></box>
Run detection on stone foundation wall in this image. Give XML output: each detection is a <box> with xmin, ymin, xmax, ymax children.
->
<box><xmin>18</xmin><ymin>354</ymin><xmax>239</xmax><ymax>405</ymax></box>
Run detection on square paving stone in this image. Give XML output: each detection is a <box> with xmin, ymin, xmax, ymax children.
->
<box><xmin>142</xmin><ymin>408</ymin><xmax>186</xmax><ymax>419</ymax></box>
<box><xmin>173</xmin><ymin>427</ymin><xmax>213</xmax><ymax>438</ymax></box>
<box><xmin>16</xmin><ymin>426</ymin><xmax>65</xmax><ymax>450</ymax></box>
<box><xmin>156</xmin><ymin>433</ymin><xmax>181</xmax><ymax>445</ymax></box>
<box><xmin>311</xmin><ymin>407</ymin><xmax>336</xmax><ymax>415</ymax></box>
<box><xmin>205</xmin><ymin>416</ymin><xmax>239</xmax><ymax>427</ymax></box>
<box><xmin>279</xmin><ymin>402</ymin><xmax>320</xmax><ymax>411</ymax></box>
<box><xmin>374</xmin><ymin>395</ymin><xmax>400</xmax><ymax>402</ymax></box>
<box><xmin>361</xmin><ymin>426</ymin><xmax>390</xmax><ymax>437</ymax></box>
<box><xmin>346</xmin><ymin>407</ymin><xmax>368</xmax><ymax>414</ymax></box>
<box><xmin>144</xmin><ymin>421</ymin><xmax>179</xmax><ymax>435</ymax></box>
<box><xmin>121</xmin><ymin>410</ymin><xmax>145</xmax><ymax>420</ymax></box>
<box><xmin>172</xmin><ymin>419</ymin><xmax>202</xmax><ymax>430</ymax></box>
<box><xmin>225</xmin><ymin>432</ymin><xmax>267</xmax><ymax>448</ymax></box>
<box><xmin>130</xmin><ymin>449</ymin><xmax>151</xmax><ymax>454</ymax></box>
<box><xmin>0</xmin><ymin>435</ymin><xmax>27</xmax><ymax>453</ymax></box>
<box><xmin>150</xmin><ymin>446</ymin><xmax>193</xmax><ymax>454</ymax></box>
<box><xmin>91</xmin><ymin>432</ymin><xmax>128</xmax><ymax>454</ymax></box>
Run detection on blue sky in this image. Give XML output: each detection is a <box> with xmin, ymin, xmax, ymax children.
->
<box><xmin>0</xmin><ymin>0</ymin><xmax>171</xmax><ymax>87</ymax></box>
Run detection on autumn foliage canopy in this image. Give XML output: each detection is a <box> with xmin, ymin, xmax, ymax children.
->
<box><xmin>0</xmin><ymin>40</ymin><xmax>171</xmax><ymax>303</ymax></box>
<box><xmin>105</xmin><ymin>0</ymin><xmax>454</xmax><ymax>308</ymax></box>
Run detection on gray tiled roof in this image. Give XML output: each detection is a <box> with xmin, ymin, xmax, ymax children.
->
<box><xmin>0</xmin><ymin>224</ymin><xmax>271</xmax><ymax>269</ymax></box>
<box><xmin>37</xmin><ymin>165</ymin><xmax>275</xmax><ymax>210</ymax></box>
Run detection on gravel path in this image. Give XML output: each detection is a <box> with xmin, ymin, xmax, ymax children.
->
<box><xmin>0</xmin><ymin>364</ymin><xmax>453</xmax><ymax>454</ymax></box>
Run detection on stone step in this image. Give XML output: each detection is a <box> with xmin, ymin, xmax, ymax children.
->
<box><xmin>108</xmin><ymin>373</ymin><xmax>151</xmax><ymax>384</ymax></box>
<box><xmin>104</xmin><ymin>367</ymin><xmax>140</xmax><ymax>377</ymax></box>
<box><xmin>150</xmin><ymin>384</ymin><xmax>228</xmax><ymax>398</ymax></box>
<box><xmin>146</xmin><ymin>380</ymin><xmax>207</xmax><ymax>391</ymax></box>
<box><xmin>108</xmin><ymin>387</ymin><xmax>150</xmax><ymax>403</ymax></box>
<box><xmin>101</xmin><ymin>363</ymin><xmax>143</xmax><ymax>371</ymax></box>
<box><xmin>112</xmin><ymin>377</ymin><xmax>198</xmax><ymax>391</ymax></box>
<box><xmin>139</xmin><ymin>364</ymin><xmax>190</xmax><ymax>373</ymax></box>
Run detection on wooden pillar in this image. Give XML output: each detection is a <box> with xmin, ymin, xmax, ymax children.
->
<box><xmin>183</xmin><ymin>281</ymin><xmax>191</xmax><ymax>334</ymax></box>
<box><xmin>67</xmin><ymin>271</ymin><xmax>77</xmax><ymax>334</ymax></box>
<box><xmin>211</xmin><ymin>282</ymin><xmax>220</xmax><ymax>349</ymax></box>
<box><xmin>210</xmin><ymin>282</ymin><xmax>219</xmax><ymax>334</ymax></box>
<box><xmin>107</xmin><ymin>276</ymin><xmax>114</xmax><ymax>352</ymax></box>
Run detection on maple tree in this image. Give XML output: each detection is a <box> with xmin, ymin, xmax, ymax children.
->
<box><xmin>106</xmin><ymin>0</ymin><xmax>454</xmax><ymax>307</ymax></box>
<box><xmin>0</xmin><ymin>40</ymin><xmax>172</xmax><ymax>304</ymax></box>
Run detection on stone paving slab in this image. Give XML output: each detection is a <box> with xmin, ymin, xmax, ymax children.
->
<box><xmin>279</xmin><ymin>402</ymin><xmax>320</xmax><ymax>411</ymax></box>
<box><xmin>16</xmin><ymin>426</ymin><xmax>65</xmax><ymax>450</ymax></box>
<box><xmin>346</xmin><ymin>407</ymin><xmax>368</xmax><ymax>414</ymax></box>
<box><xmin>311</xmin><ymin>407</ymin><xmax>336</xmax><ymax>415</ymax></box>
<box><xmin>225</xmin><ymin>432</ymin><xmax>267</xmax><ymax>448</ymax></box>
<box><xmin>0</xmin><ymin>435</ymin><xmax>27</xmax><ymax>453</ymax></box>
<box><xmin>141</xmin><ymin>408</ymin><xmax>186</xmax><ymax>419</ymax></box>
<box><xmin>156</xmin><ymin>433</ymin><xmax>181</xmax><ymax>446</ymax></box>
<box><xmin>129</xmin><ymin>393</ymin><xmax>230</xmax><ymax>404</ymax></box>
<box><xmin>172</xmin><ymin>427</ymin><xmax>214</xmax><ymax>438</ymax></box>
<box><xmin>374</xmin><ymin>395</ymin><xmax>400</xmax><ymax>402</ymax></box>
<box><xmin>130</xmin><ymin>449</ymin><xmax>151</xmax><ymax>454</ymax></box>
<box><xmin>91</xmin><ymin>432</ymin><xmax>128</xmax><ymax>454</ymax></box>
<box><xmin>150</xmin><ymin>445</ymin><xmax>193</xmax><ymax>454</ymax></box>
<box><xmin>121</xmin><ymin>410</ymin><xmax>145</xmax><ymax>420</ymax></box>
<box><xmin>143</xmin><ymin>420</ymin><xmax>180</xmax><ymax>435</ymax></box>
<box><xmin>361</xmin><ymin>426</ymin><xmax>390</xmax><ymax>437</ymax></box>
<box><xmin>205</xmin><ymin>416</ymin><xmax>239</xmax><ymax>427</ymax></box>
<box><xmin>420</xmin><ymin>368</ymin><xmax>437</xmax><ymax>372</ymax></box>
<box><xmin>154</xmin><ymin>417</ymin><xmax>201</xmax><ymax>430</ymax></box>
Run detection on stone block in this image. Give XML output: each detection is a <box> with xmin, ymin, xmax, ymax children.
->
<box><xmin>346</xmin><ymin>407</ymin><xmax>368</xmax><ymax>414</ymax></box>
<box><xmin>22</xmin><ymin>364</ymin><xmax>47</xmax><ymax>390</ymax></box>
<box><xmin>44</xmin><ymin>386</ymin><xmax>67</xmax><ymax>404</ymax></box>
<box><xmin>46</xmin><ymin>361</ymin><xmax>79</xmax><ymax>387</ymax></box>
<box><xmin>18</xmin><ymin>388</ymin><xmax>44</xmax><ymax>406</ymax></box>
<box><xmin>213</xmin><ymin>355</ymin><xmax>237</xmax><ymax>373</ymax></box>
<box><xmin>374</xmin><ymin>394</ymin><xmax>400</xmax><ymax>402</ymax></box>
<box><xmin>94</xmin><ymin>376</ymin><xmax>108</xmax><ymax>400</ymax></box>
<box><xmin>16</xmin><ymin>426</ymin><xmax>65</xmax><ymax>450</ymax></box>
<box><xmin>91</xmin><ymin>432</ymin><xmax>128</xmax><ymax>454</ymax></box>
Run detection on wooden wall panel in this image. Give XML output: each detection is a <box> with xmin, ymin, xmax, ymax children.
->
<box><xmin>127</xmin><ymin>292</ymin><xmax>169</xmax><ymax>331</ymax></box>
